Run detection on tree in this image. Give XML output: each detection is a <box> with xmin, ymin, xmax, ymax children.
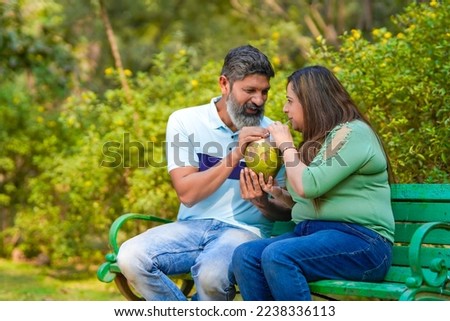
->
<box><xmin>98</xmin><ymin>0</ymin><xmax>131</xmax><ymax>102</ymax></box>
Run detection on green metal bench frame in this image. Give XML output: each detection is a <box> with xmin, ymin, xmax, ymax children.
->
<box><xmin>97</xmin><ymin>183</ymin><xmax>450</xmax><ymax>300</ymax></box>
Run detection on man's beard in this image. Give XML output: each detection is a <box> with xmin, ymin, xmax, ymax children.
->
<box><xmin>226</xmin><ymin>92</ymin><xmax>264</xmax><ymax>130</ymax></box>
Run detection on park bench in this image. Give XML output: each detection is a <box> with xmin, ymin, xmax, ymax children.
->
<box><xmin>97</xmin><ymin>183</ymin><xmax>450</xmax><ymax>300</ymax></box>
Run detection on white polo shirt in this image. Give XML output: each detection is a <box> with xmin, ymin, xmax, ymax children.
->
<box><xmin>166</xmin><ymin>97</ymin><xmax>285</xmax><ymax>238</ymax></box>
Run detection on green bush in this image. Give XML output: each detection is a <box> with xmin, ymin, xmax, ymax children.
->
<box><xmin>309</xmin><ymin>1</ymin><xmax>449</xmax><ymax>183</ymax></box>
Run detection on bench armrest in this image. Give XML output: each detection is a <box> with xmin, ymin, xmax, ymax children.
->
<box><xmin>97</xmin><ymin>213</ymin><xmax>172</xmax><ymax>283</ymax></box>
<box><xmin>406</xmin><ymin>221</ymin><xmax>450</xmax><ymax>288</ymax></box>
<box><xmin>108</xmin><ymin>213</ymin><xmax>173</xmax><ymax>254</ymax></box>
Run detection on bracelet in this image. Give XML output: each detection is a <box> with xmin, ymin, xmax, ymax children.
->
<box><xmin>281</xmin><ymin>146</ymin><xmax>297</xmax><ymax>155</ymax></box>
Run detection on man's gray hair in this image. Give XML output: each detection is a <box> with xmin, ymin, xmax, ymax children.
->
<box><xmin>220</xmin><ymin>45</ymin><xmax>275</xmax><ymax>85</ymax></box>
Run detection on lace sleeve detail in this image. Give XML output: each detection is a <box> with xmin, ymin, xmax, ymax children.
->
<box><xmin>315</xmin><ymin>123</ymin><xmax>352</xmax><ymax>164</ymax></box>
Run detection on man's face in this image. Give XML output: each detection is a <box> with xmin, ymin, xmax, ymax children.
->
<box><xmin>226</xmin><ymin>74</ymin><xmax>270</xmax><ymax>130</ymax></box>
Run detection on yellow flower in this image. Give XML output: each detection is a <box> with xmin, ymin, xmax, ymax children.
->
<box><xmin>384</xmin><ymin>32</ymin><xmax>392</xmax><ymax>39</ymax></box>
<box><xmin>179</xmin><ymin>49</ymin><xmax>187</xmax><ymax>56</ymax></box>
<box><xmin>372</xmin><ymin>29</ymin><xmax>381</xmax><ymax>37</ymax></box>
<box><xmin>351</xmin><ymin>29</ymin><xmax>361</xmax><ymax>40</ymax></box>
<box><xmin>36</xmin><ymin>116</ymin><xmax>44</xmax><ymax>123</ymax></box>
<box><xmin>407</xmin><ymin>24</ymin><xmax>416</xmax><ymax>32</ymax></box>
<box><xmin>104</xmin><ymin>67</ymin><xmax>114</xmax><ymax>76</ymax></box>
<box><xmin>272</xmin><ymin>56</ymin><xmax>281</xmax><ymax>66</ymax></box>
<box><xmin>191</xmin><ymin>79</ymin><xmax>199</xmax><ymax>88</ymax></box>
<box><xmin>430</xmin><ymin>0</ymin><xmax>438</xmax><ymax>7</ymax></box>
<box><xmin>81</xmin><ymin>92</ymin><xmax>95</xmax><ymax>101</ymax></box>
<box><xmin>396</xmin><ymin>33</ymin><xmax>405</xmax><ymax>39</ymax></box>
<box><xmin>124</xmin><ymin>69</ymin><xmax>132</xmax><ymax>77</ymax></box>
<box><xmin>114</xmin><ymin>118</ymin><xmax>125</xmax><ymax>126</ymax></box>
<box><xmin>271</xmin><ymin>32</ymin><xmax>280</xmax><ymax>41</ymax></box>
<box><xmin>332</xmin><ymin>66</ymin><xmax>341</xmax><ymax>73</ymax></box>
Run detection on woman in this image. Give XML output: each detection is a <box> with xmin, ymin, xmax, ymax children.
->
<box><xmin>233</xmin><ymin>65</ymin><xmax>395</xmax><ymax>300</ymax></box>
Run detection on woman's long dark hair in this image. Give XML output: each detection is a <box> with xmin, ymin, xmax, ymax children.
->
<box><xmin>288</xmin><ymin>65</ymin><xmax>394</xmax><ymax>183</ymax></box>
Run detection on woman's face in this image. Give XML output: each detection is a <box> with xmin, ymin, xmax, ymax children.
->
<box><xmin>283</xmin><ymin>82</ymin><xmax>304</xmax><ymax>132</ymax></box>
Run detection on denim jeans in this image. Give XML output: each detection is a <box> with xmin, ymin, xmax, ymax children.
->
<box><xmin>232</xmin><ymin>220</ymin><xmax>393</xmax><ymax>301</ymax></box>
<box><xmin>117</xmin><ymin>219</ymin><xmax>260</xmax><ymax>301</ymax></box>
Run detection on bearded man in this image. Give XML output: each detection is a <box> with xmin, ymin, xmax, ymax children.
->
<box><xmin>117</xmin><ymin>45</ymin><xmax>285</xmax><ymax>301</ymax></box>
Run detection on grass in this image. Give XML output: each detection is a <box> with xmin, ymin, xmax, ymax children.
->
<box><xmin>0</xmin><ymin>259</ymin><xmax>360</xmax><ymax>301</ymax></box>
<box><xmin>0</xmin><ymin>259</ymin><xmax>125</xmax><ymax>301</ymax></box>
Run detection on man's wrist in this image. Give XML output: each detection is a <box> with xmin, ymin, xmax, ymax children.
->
<box><xmin>225</xmin><ymin>148</ymin><xmax>242</xmax><ymax>168</ymax></box>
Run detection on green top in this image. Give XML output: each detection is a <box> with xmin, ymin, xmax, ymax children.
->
<box><xmin>287</xmin><ymin>120</ymin><xmax>395</xmax><ymax>243</ymax></box>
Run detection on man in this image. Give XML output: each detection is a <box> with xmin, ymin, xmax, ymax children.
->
<box><xmin>117</xmin><ymin>45</ymin><xmax>284</xmax><ymax>300</ymax></box>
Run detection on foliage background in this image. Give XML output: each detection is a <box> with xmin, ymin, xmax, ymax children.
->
<box><xmin>0</xmin><ymin>0</ymin><xmax>448</xmax><ymax>271</ymax></box>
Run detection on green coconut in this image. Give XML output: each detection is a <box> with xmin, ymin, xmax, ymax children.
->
<box><xmin>244</xmin><ymin>138</ymin><xmax>282</xmax><ymax>181</ymax></box>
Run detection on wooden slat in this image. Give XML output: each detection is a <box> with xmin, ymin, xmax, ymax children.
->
<box><xmin>309</xmin><ymin>279</ymin><xmax>406</xmax><ymax>300</ymax></box>
<box><xmin>394</xmin><ymin>222</ymin><xmax>450</xmax><ymax>244</ymax></box>
<box><xmin>391</xmin><ymin>184</ymin><xmax>450</xmax><ymax>201</ymax></box>
<box><xmin>392</xmin><ymin>245</ymin><xmax>450</xmax><ymax>267</ymax></box>
<box><xmin>382</xmin><ymin>266</ymin><xmax>450</xmax><ymax>284</ymax></box>
<box><xmin>310</xmin><ymin>267</ymin><xmax>450</xmax><ymax>300</ymax></box>
<box><xmin>392</xmin><ymin>202</ymin><xmax>450</xmax><ymax>222</ymax></box>
<box><xmin>384</xmin><ymin>266</ymin><xmax>411</xmax><ymax>283</ymax></box>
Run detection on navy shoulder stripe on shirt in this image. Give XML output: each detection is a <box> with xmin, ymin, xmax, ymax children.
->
<box><xmin>197</xmin><ymin>153</ymin><xmax>245</xmax><ymax>180</ymax></box>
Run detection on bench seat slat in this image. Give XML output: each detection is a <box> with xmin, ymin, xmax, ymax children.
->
<box><xmin>309</xmin><ymin>279</ymin><xmax>407</xmax><ymax>300</ymax></box>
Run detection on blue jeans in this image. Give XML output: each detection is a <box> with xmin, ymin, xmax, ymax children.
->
<box><xmin>117</xmin><ymin>219</ymin><xmax>260</xmax><ymax>301</ymax></box>
<box><xmin>232</xmin><ymin>220</ymin><xmax>393</xmax><ymax>301</ymax></box>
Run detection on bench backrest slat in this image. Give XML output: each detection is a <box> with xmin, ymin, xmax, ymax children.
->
<box><xmin>394</xmin><ymin>222</ymin><xmax>450</xmax><ymax>244</ymax></box>
<box><xmin>384</xmin><ymin>265</ymin><xmax>450</xmax><ymax>283</ymax></box>
<box><xmin>392</xmin><ymin>202</ymin><xmax>449</xmax><ymax>222</ymax></box>
<box><xmin>392</xmin><ymin>245</ymin><xmax>450</xmax><ymax>267</ymax></box>
<box><xmin>391</xmin><ymin>184</ymin><xmax>450</xmax><ymax>201</ymax></box>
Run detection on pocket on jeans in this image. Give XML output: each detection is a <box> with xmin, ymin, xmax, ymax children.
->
<box><xmin>361</xmin><ymin>254</ymin><xmax>391</xmax><ymax>281</ymax></box>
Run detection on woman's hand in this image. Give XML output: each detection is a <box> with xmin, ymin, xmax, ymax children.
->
<box><xmin>257</xmin><ymin>169</ymin><xmax>295</xmax><ymax>209</ymax></box>
<box><xmin>259</xmin><ymin>173</ymin><xmax>285</xmax><ymax>199</ymax></box>
<box><xmin>240</xmin><ymin>167</ymin><xmax>294</xmax><ymax>221</ymax></box>
<box><xmin>267</xmin><ymin>121</ymin><xmax>294</xmax><ymax>150</ymax></box>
